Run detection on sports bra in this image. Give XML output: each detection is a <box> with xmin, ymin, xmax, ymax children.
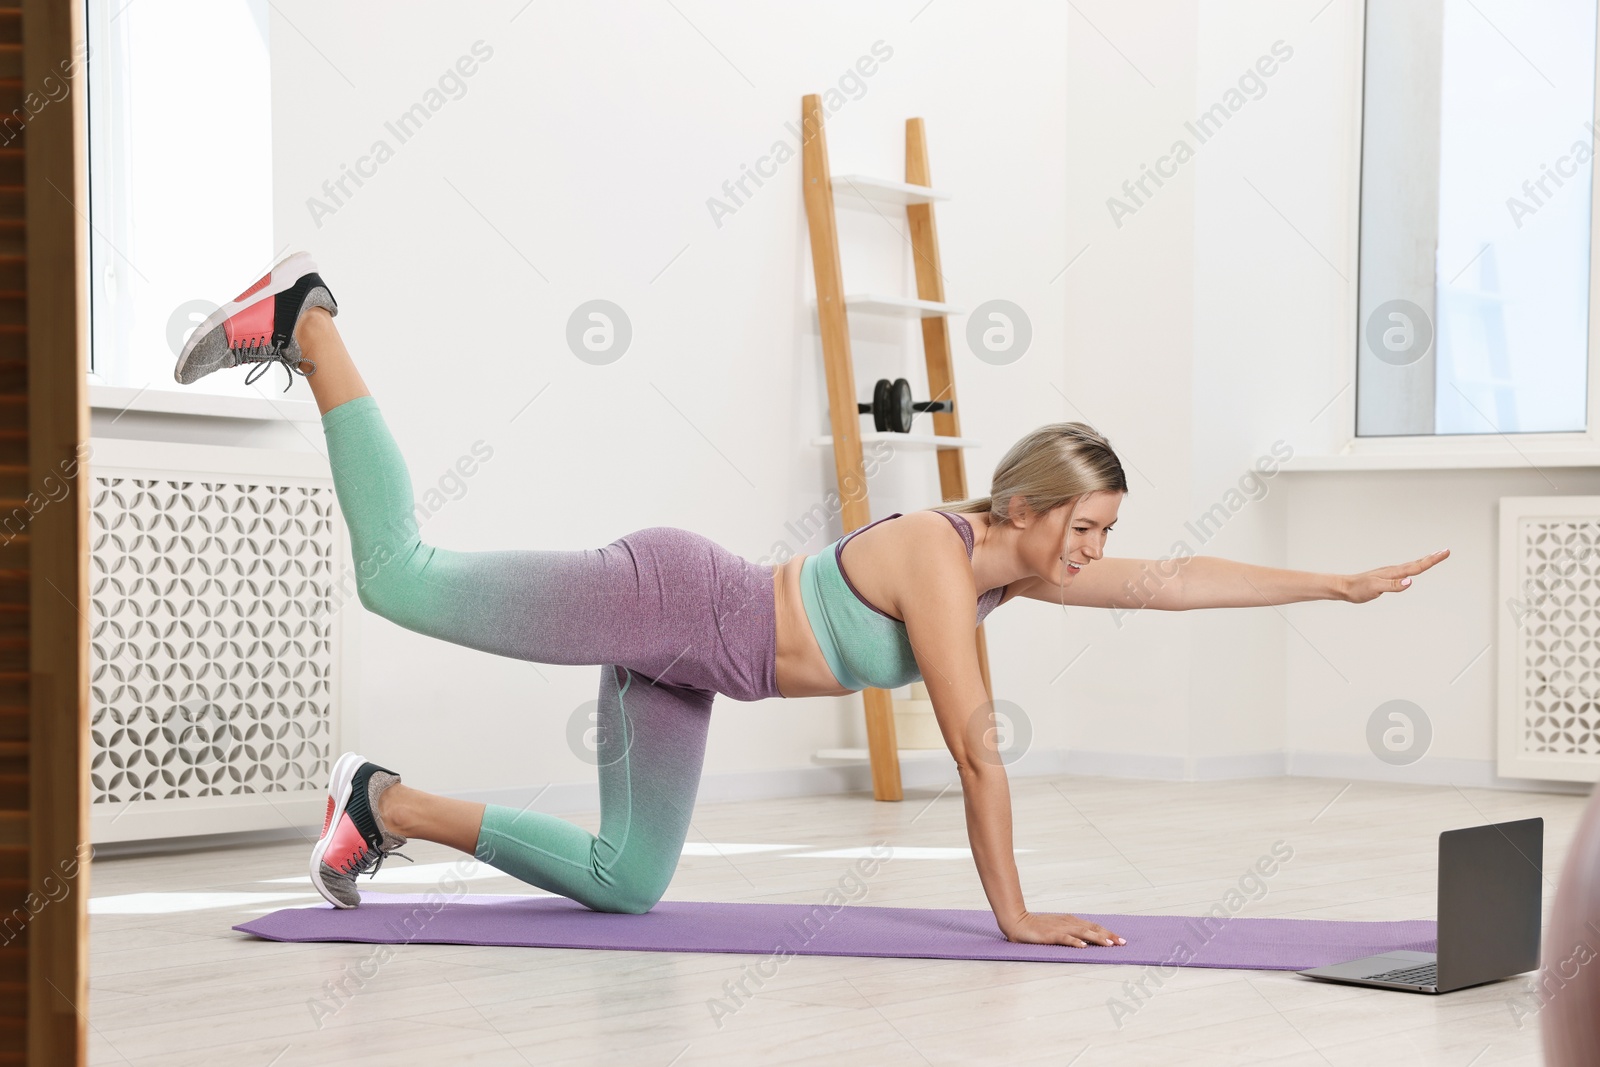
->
<box><xmin>796</xmin><ymin>510</ymin><xmax>1007</xmax><ymax>692</ymax></box>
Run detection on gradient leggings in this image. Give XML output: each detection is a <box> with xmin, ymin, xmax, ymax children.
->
<box><xmin>322</xmin><ymin>396</ymin><xmax>782</xmax><ymax>914</ymax></box>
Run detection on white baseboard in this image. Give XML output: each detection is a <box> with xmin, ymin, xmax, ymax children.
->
<box><xmin>1284</xmin><ymin>751</ymin><xmax>1596</xmax><ymax>794</ymax></box>
<box><xmin>457</xmin><ymin>746</ymin><xmax>1595</xmax><ymax>817</ymax></box>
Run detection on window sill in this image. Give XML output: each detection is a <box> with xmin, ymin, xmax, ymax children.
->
<box><xmin>88</xmin><ymin>383</ymin><xmax>322</xmax><ymax>423</ymax></box>
<box><xmin>1283</xmin><ymin>448</ymin><xmax>1600</xmax><ymax>471</ymax></box>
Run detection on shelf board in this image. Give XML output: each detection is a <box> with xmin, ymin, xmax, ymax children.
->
<box><xmin>812</xmin><ymin>431</ymin><xmax>981</xmax><ymax>449</ymax></box>
<box><xmin>843</xmin><ymin>293</ymin><xmax>963</xmax><ymax>317</ymax></box>
<box><xmin>832</xmin><ymin>174</ymin><xmax>950</xmax><ymax>207</ymax></box>
<box><xmin>814</xmin><ymin>747</ymin><xmax>950</xmax><ymax>763</ymax></box>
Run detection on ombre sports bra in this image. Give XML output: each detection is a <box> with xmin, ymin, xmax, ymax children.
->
<box><xmin>796</xmin><ymin>510</ymin><xmax>1006</xmax><ymax>691</ymax></box>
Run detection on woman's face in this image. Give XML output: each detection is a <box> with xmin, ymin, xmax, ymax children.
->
<box><xmin>1014</xmin><ymin>490</ymin><xmax>1123</xmax><ymax>586</ymax></box>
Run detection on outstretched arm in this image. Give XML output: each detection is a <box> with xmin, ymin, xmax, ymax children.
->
<box><xmin>1008</xmin><ymin>550</ymin><xmax>1453</xmax><ymax>612</ymax></box>
<box><xmin>1178</xmin><ymin>556</ymin><xmax>1347</xmax><ymax>608</ymax></box>
<box><xmin>1179</xmin><ymin>548</ymin><xmax>1450</xmax><ymax>609</ymax></box>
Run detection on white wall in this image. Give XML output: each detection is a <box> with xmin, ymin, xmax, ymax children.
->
<box><xmin>250</xmin><ymin>0</ymin><xmax>1090</xmax><ymax>803</ymax></box>
<box><xmin>1059</xmin><ymin>0</ymin><xmax>1313</xmax><ymax>776</ymax></box>
<box><xmin>92</xmin><ymin>0</ymin><xmax>1590</xmax><ymax>813</ymax></box>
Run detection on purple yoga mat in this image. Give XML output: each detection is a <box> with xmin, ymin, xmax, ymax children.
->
<box><xmin>233</xmin><ymin>893</ymin><xmax>1436</xmax><ymax>971</ymax></box>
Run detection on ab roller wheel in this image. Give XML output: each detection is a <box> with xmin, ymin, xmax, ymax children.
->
<box><xmin>857</xmin><ymin>378</ymin><xmax>954</xmax><ymax>433</ymax></box>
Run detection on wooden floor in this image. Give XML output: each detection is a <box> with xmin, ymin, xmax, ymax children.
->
<box><xmin>83</xmin><ymin>775</ymin><xmax>1586</xmax><ymax>1065</ymax></box>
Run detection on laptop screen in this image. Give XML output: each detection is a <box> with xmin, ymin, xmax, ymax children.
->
<box><xmin>1437</xmin><ymin>817</ymin><xmax>1542</xmax><ymax>991</ymax></box>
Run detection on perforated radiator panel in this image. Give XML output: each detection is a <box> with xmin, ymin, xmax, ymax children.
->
<box><xmin>89</xmin><ymin>475</ymin><xmax>338</xmax><ymax>809</ymax></box>
<box><xmin>1499</xmin><ymin>501</ymin><xmax>1600</xmax><ymax>783</ymax></box>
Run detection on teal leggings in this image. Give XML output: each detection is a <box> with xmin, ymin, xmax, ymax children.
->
<box><xmin>322</xmin><ymin>396</ymin><xmax>779</xmax><ymax>913</ymax></box>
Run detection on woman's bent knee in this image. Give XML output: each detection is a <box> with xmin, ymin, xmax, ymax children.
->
<box><xmin>582</xmin><ymin>877</ymin><xmax>667</xmax><ymax>915</ymax></box>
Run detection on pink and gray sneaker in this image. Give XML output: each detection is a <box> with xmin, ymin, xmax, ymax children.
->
<box><xmin>310</xmin><ymin>750</ymin><xmax>413</xmax><ymax>909</ymax></box>
<box><xmin>174</xmin><ymin>251</ymin><xmax>338</xmax><ymax>390</ymax></box>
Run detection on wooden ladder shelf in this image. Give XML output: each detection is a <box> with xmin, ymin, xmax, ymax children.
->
<box><xmin>799</xmin><ymin>94</ymin><xmax>996</xmax><ymax>802</ymax></box>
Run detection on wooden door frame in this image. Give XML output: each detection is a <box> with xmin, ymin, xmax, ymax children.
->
<box><xmin>24</xmin><ymin>0</ymin><xmax>89</xmax><ymax>1062</ymax></box>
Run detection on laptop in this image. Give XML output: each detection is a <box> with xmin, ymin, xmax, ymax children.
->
<box><xmin>1298</xmin><ymin>817</ymin><xmax>1542</xmax><ymax>994</ymax></box>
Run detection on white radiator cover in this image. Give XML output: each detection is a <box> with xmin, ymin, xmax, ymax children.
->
<box><xmin>1498</xmin><ymin>496</ymin><xmax>1600</xmax><ymax>783</ymax></box>
<box><xmin>87</xmin><ymin>438</ymin><xmax>352</xmax><ymax>842</ymax></box>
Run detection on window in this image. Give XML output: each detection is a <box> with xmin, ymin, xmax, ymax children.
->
<box><xmin>1357</xmin><ymin>0</ymin><xmax>1598</xmax><ymax>437</ymax></box>
<box><xmin>85</xmin><ymin>0</ymin><xmax>278</xmax><ymax>400</ymax></box>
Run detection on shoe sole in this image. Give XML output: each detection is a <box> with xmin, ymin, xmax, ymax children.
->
<box><xmin>174</xmin><ymin>250</ymin><xmax>319</xmax><ymax>378</ymax></box>
<box><xmin>309</xmin><ymin>749</ymin><xmax>366</xmax><ymax>909</ymax></box>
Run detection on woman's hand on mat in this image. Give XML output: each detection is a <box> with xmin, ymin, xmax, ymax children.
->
<box><xmin>1002</xmin><ymin>911</ymin><xmax>1124</xmax><ymax>948</ymax></box>
<box><xmin>1340</xmin><ymin>548</ymin><xmax>1450</xmax><ymax>604</ymax></box>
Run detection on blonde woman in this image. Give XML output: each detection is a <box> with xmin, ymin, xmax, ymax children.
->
<box><xmin>175</xmin><ymin>253</ymin><xmax>1449</xmax><ymax>948</ymax></box>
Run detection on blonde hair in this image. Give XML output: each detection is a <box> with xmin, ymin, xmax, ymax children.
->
<box><xmin>942</xmin><ymin>421</ymin><xmax>1128</xmax><ymax>527</ymax></box>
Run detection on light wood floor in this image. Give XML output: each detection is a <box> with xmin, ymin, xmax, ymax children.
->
<box><xmin>83</xmin><ymin>775</ymin><xmax>1588</xmax><ymax>1065</ymax></box>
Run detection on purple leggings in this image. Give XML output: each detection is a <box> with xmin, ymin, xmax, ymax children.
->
<box><xmin>323</xmin><ymin>396</ymin><xmax>782</xmax><ymax>913</ymax></box>
<box><xmin>360</xmin><ymin>522</ymin><xmax>784</xmax><ymax>703</ymax></box>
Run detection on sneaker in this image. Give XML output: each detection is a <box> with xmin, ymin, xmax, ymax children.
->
<box><xmin>174</xmin><ymin>251</ymin><xmax>338</xmax><ymax>390</ymax></box>
<box><xmin>309</xmin><ymin>750</ymin><xmax>413</xmax><ymax>909</ymax></box>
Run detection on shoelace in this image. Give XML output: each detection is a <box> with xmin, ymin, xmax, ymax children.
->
<box><xmin>335</xmin><ymin>840</ymin><xmax>415</xmax><ymax>880</ymax></box>
<box><xmin>234</xmin><ymin>337</ymin><xmax>317</xmax><ymax>392</ymax></box>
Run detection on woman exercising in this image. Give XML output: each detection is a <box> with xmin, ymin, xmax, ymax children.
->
<box><xmin>175</xmin><ymin>254</ymin><xmax>1449</xmax><ymax>949</ymax></box>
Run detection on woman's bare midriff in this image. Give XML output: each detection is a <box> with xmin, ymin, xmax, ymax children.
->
<box><xmin>771</xmin><ymin>554</ymin><xmax>855</xmax><ymax>699</ymax></box>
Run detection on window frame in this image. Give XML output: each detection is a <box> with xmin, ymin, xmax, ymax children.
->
<box><xmin>1324</xmin><ymin>0</ymin><xmax>1600</xmax><ymax>468</ymax></box>
<box><xmin>81</xmin><ymin>0</ymin><xmax>281</xmax><ymax>405</ymax></box>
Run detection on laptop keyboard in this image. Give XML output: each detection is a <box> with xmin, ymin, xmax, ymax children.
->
<box><xmin>1366</xmin><ymin>962</ymin><xmax>1437</xmax><ymax>986</ymax></box>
